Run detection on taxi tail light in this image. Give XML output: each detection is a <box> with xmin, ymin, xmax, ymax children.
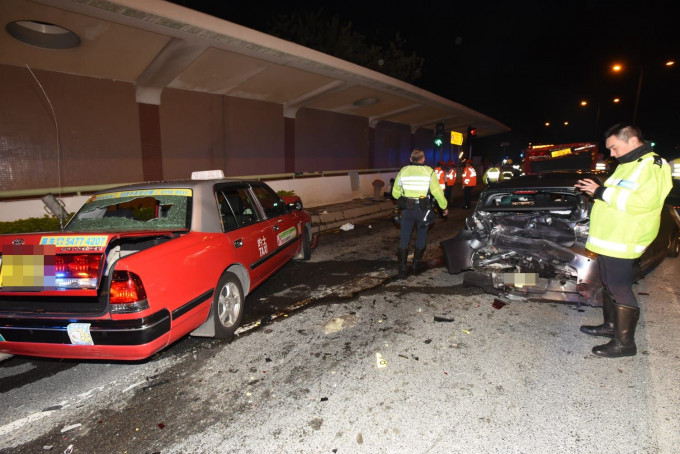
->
<box><xmin>109</xmin><ymin>270</ymin><xmax>149</xmax><ymax>313</ymax></box>
<box><xmin>54</xmin><ymin>254</ymin><xmax>102</xmax><ymax>289</ymax></box>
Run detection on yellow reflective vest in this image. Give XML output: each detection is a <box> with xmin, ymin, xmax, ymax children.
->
<box><xmin>586</xmin><ymin>150</ymin><xmax>672</xmax><ymax>259</ymax></box>
<box><xmin>483</xmin><ymin>166</ymin><xmax>500</xmax><ymax>184</ymax></box>
<box><xmin>392</xmin><ymin>164</ymin><xmax>448</xmax><ymax>209</ymax></box>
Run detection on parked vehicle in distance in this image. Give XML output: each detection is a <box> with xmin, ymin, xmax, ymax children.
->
<box><xmin>441</xmin><ymin>170</ymin><xmax>680</xmax><ymax>306</ymax></box>
<box><xmin>0</xmin><ymin>171</ymin><xmax>316</xmax><ymax>360</ymax></box>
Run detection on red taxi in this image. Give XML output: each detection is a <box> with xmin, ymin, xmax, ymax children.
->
<box><xmin>0</xmin><ymin>173</ymin><xmax>316</xmax><ymax>360</ymax></box>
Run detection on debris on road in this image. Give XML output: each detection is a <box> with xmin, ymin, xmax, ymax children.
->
<box><xmin>492</xmin><ymin>299</ymin><xmax>507</xmax><ymax>309</ymax></box>
<box><xmin>339</xmin><ymin>223</ymin><xmax>354</xmax><ymax>231</ymax></box>
<box><xmin>60</xmin><ymin>424</ymin><xmax>81</xmax><ymax>433</ymax></box>
<box><xmin>323</xmin><ymin>314</ymin><xmax>357</xmax><ymax>334</ymax></box>
<box><xmin>375</xmin><ymin>352</ymin><xmax>387</xmax><ymax>368</ymax></box>
<box><xmin>434</xmin><ymin>315</ymin><xmax>455</xmax><ymax>322</ymax></box>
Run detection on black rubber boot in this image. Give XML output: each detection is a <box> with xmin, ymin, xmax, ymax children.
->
<box><xmin>412</xmin><ymin>248</ymin><xmax>425</xmax><ymax>273</ymax></box>
<box><xmin>397</xmin><ymin>248</ymin><xmax>408</xmax><ymax>279</ymax></box>
<box><xmin>592</xmin><ymin>303</ymin><xmax>640</xmax><ymax>358</ymax></box>
<box><xmin>580</xmin><ymin>292</ymin><xmax>615</xmax><ymax>338</ymax></box>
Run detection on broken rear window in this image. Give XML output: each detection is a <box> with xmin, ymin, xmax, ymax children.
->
<box><xmin>65</xmin><ymin>189</ymin><xmax>192</xmax><ymax>232</ymax></box>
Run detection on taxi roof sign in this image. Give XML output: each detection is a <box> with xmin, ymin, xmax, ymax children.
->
<box><xmin>191</xmin><ymin>170</ymin><xmax>225</xmax><ymax>180</ymax></box>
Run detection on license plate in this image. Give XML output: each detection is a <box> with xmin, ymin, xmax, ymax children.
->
<box><xmin>67</xmin><ymin>323</ymin><xmax>94</xmax><ymax>345</ymax></box>
<box><xmin>551</xmin><ymin>148</ymin><xmax>572</xmax><ymax>157</ymax></box>
<box><xmin>503</xmin><ymin>273</ymin><xmax>537</xmax><ymax>287</ymax></box>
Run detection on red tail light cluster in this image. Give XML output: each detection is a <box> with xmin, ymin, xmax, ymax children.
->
<box><xmin>54</xmin><ymin>254</ymin><xmax>102</xmax><ymax>289</ymax></box>
<box><xmin>109</xmin><ymin>270</ymin><xmax>149</xmax><ymax>313</ymax></box>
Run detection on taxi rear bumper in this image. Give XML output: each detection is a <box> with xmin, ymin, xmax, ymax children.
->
<box><xmin>0</xmin><ymin>309</ymin><xmax>170</xmax><ymax>346</ymax></box>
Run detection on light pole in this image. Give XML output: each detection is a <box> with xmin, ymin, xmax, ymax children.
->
<box><xmin>632</xmin><ymin>67</ymin><xmax>643</xmax><ymax>125</ymax></box>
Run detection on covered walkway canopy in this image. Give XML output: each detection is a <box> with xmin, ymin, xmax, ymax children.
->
<box><xmin>1</xmin><ymin>0</ymin><xmax>509</xmax><ymax>137</ymax></box>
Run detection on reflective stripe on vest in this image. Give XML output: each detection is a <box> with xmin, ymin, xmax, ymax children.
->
<box><xmin>588</xmin><ymin>236</ymin><xmax>648</xmax><ymax>255</ymax></box>
<box><xmin>486</xmin><ymin>169</ymin><xmax>500</xmax><ymax>181</ymax></box>
<box><xmin>400</xmin><ymin>175</ymin><xmax>430</xmax><ymax>192</ymax></box>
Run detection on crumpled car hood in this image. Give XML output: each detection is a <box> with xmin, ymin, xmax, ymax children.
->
<box><xmin>440</xmin><ymin>185</ymin><xmax>601</xmax><ymax>306</ymax></box>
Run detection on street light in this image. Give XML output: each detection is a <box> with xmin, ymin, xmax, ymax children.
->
<box><xmin>611</xmin><ymin>61</ymin><xmax>675</xmax><ymax>125</ymax></box>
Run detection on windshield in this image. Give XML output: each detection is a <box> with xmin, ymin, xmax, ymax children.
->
<box><xmin>65</xmin><ymin>189</ymin><xmax>192</xmax><ymax>232</ymax></box>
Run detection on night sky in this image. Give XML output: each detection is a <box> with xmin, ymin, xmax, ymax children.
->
<box><xmin>170</xmin><ymin>0</ymin><xmax>679</xmax><ymax>158</ymax></box>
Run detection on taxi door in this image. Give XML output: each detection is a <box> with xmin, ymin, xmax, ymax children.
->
<box><xmin>250</xmin><ymin>184</ymin><xmax>300</xmax><ymax>270</ymax></box>
<box><xmin>215</xmin><ymin>185</ymin><xmax>281</xmax><ymax>289</ymax></box>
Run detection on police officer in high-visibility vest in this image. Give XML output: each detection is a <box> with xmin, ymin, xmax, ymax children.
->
<box><xmin>461</xmin><ymin>160</ymin><xmax>477</xmax><ymax>209</ymax></box>
<box><xmin>499</xmin><ymin>159</ymin><xmax>518</xmax><ymax>181</ymax></box>
<box><xmin>482</xmin><ymin>163</ymin><xmax>501</xmax><ymax>185</ymax></box>
<box><xmin>575</xmin><ymin>123</ymin><xmax>672</xmax><ymax>358</ymax></box>
<box><xmin>392</xmin><ymin>149</ymin><xmax>448</xmax><ymax>279</ymax></box>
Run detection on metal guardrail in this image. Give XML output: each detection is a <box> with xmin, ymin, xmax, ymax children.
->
<box><xmin>0</xmin><ymin>168</ymin><xmax>400</xmax><ymax>200</ymax></box>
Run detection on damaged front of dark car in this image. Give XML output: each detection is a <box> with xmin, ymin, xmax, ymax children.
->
<box><xmin>441</xmin><ymin>171</ymin><xmax>680</xmax><ymax>307</ymax></box>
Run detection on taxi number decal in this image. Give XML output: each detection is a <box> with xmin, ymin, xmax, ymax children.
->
<box><xmin>276</xmin><ymin>227</ymin><xmax>297</xmax><ymax>246</ymax></box>
<box><xmin>257</xmin><ymin>236</ymin><xmax>268</xmax><ymax>257</ymax></box>
<box><xmin>40</xmin><ymin>236</ymin><xmax>108</xmax><ymax>248</ymax></box>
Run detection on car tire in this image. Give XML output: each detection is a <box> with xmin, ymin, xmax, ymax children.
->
<box><xmin>302</xmin><ymin>225</ymin><xmax>312</xmax><ymax>260</ymax></box>
<box><xmin>295</xmin><ymin>224</ymin><xmax>312</xmax><ymax>260</ymax></box>
<box><xmin>668</xmin><ymin>232</ymin><xmax>680</xmax><ymax>258</ymax></box>
<box><xmin>212</xmin><ymin>271</ymin><xmax>244</xmax><ymax>339</ymax></box>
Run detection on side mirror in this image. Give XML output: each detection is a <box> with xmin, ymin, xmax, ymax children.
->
<box><xmin>281</xmin><ymin>196</ymin><xmax>303</xmax><ymax>211</ymax></box>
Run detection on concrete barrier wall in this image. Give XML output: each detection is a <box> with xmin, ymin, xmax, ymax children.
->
<box><xmin>0</xmin><ymin>171</ymin><xmax>398</xmax><ymax>222</ymax></box>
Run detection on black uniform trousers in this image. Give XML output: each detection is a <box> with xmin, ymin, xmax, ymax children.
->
<box><xmin>598</xmin><ymin>254</ymin><xmax>637</xmax><ymax>308</ymax></box>
<box><xmin>399</xmin><ymin>208</ymin><xmax>429</xmax><ymax>250</ymax></box>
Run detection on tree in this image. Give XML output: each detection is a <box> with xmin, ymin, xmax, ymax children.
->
<box><xmin>268</xmin><ymin>9</ymin><xmax>423</xmax><ymax>84</ymax></box>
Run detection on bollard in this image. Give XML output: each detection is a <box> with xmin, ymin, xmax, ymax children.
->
<box><xmin>372</xmin><ymin>179</ymin><xmax>385</xmax><ymax>201</ymax></box>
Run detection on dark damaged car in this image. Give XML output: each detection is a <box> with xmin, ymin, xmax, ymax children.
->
<box><xmin>441</xmin><ymin>171</ymin><xmax>680</xmax><ymax>306</ymax></box>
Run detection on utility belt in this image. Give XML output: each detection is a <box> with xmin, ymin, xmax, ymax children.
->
<box><xmin>397</xmin><ymin>196</ymin><xmax>434</xmax><ymax>212</ymax></box>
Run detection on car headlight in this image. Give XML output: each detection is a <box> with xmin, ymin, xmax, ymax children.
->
<box><xmin>574</xmin><ymin>224</ymin><xmax>589</xmax><ymax>243</ymax></box>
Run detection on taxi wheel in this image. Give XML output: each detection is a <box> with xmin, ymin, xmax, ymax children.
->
<box><xmin>295</xmin><ymin>225</ymin><xmax>312</xmax><ymax>260</ymax></box>
<box><xmin>213</xmin><ymin>271</ymin><xmax>244</xmax><ymax>339</ymax></box>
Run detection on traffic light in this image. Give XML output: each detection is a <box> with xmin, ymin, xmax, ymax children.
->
<box><xmin>467</xmin><ymin>126</ymin><xmax>477</xmax><ymax>137</ymax></box>
<box><xmin>434</xmin><ymin>122</ymin><xmax>445</xmax><ymax>147</ymax></box>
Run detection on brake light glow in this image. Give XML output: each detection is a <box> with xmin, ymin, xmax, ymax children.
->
<box><xmin>109</xmin><ymin>270</ymin><xmax>149</xmax><ymax>313</ymax></box>
<box><xmin>514</xmin><ymin>190</ymin><xmax>537</xmax><ymax>194</ymax></box>
<box><xmin>54</xmin><ymin>254</ymin><xmax>102</xmax><ymax>289</ymax></box>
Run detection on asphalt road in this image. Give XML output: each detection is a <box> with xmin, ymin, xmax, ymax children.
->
<box><xmin>2</xmin><ymin>210</ymin><xmax>680</xmax><ymax>453</ymax></box>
